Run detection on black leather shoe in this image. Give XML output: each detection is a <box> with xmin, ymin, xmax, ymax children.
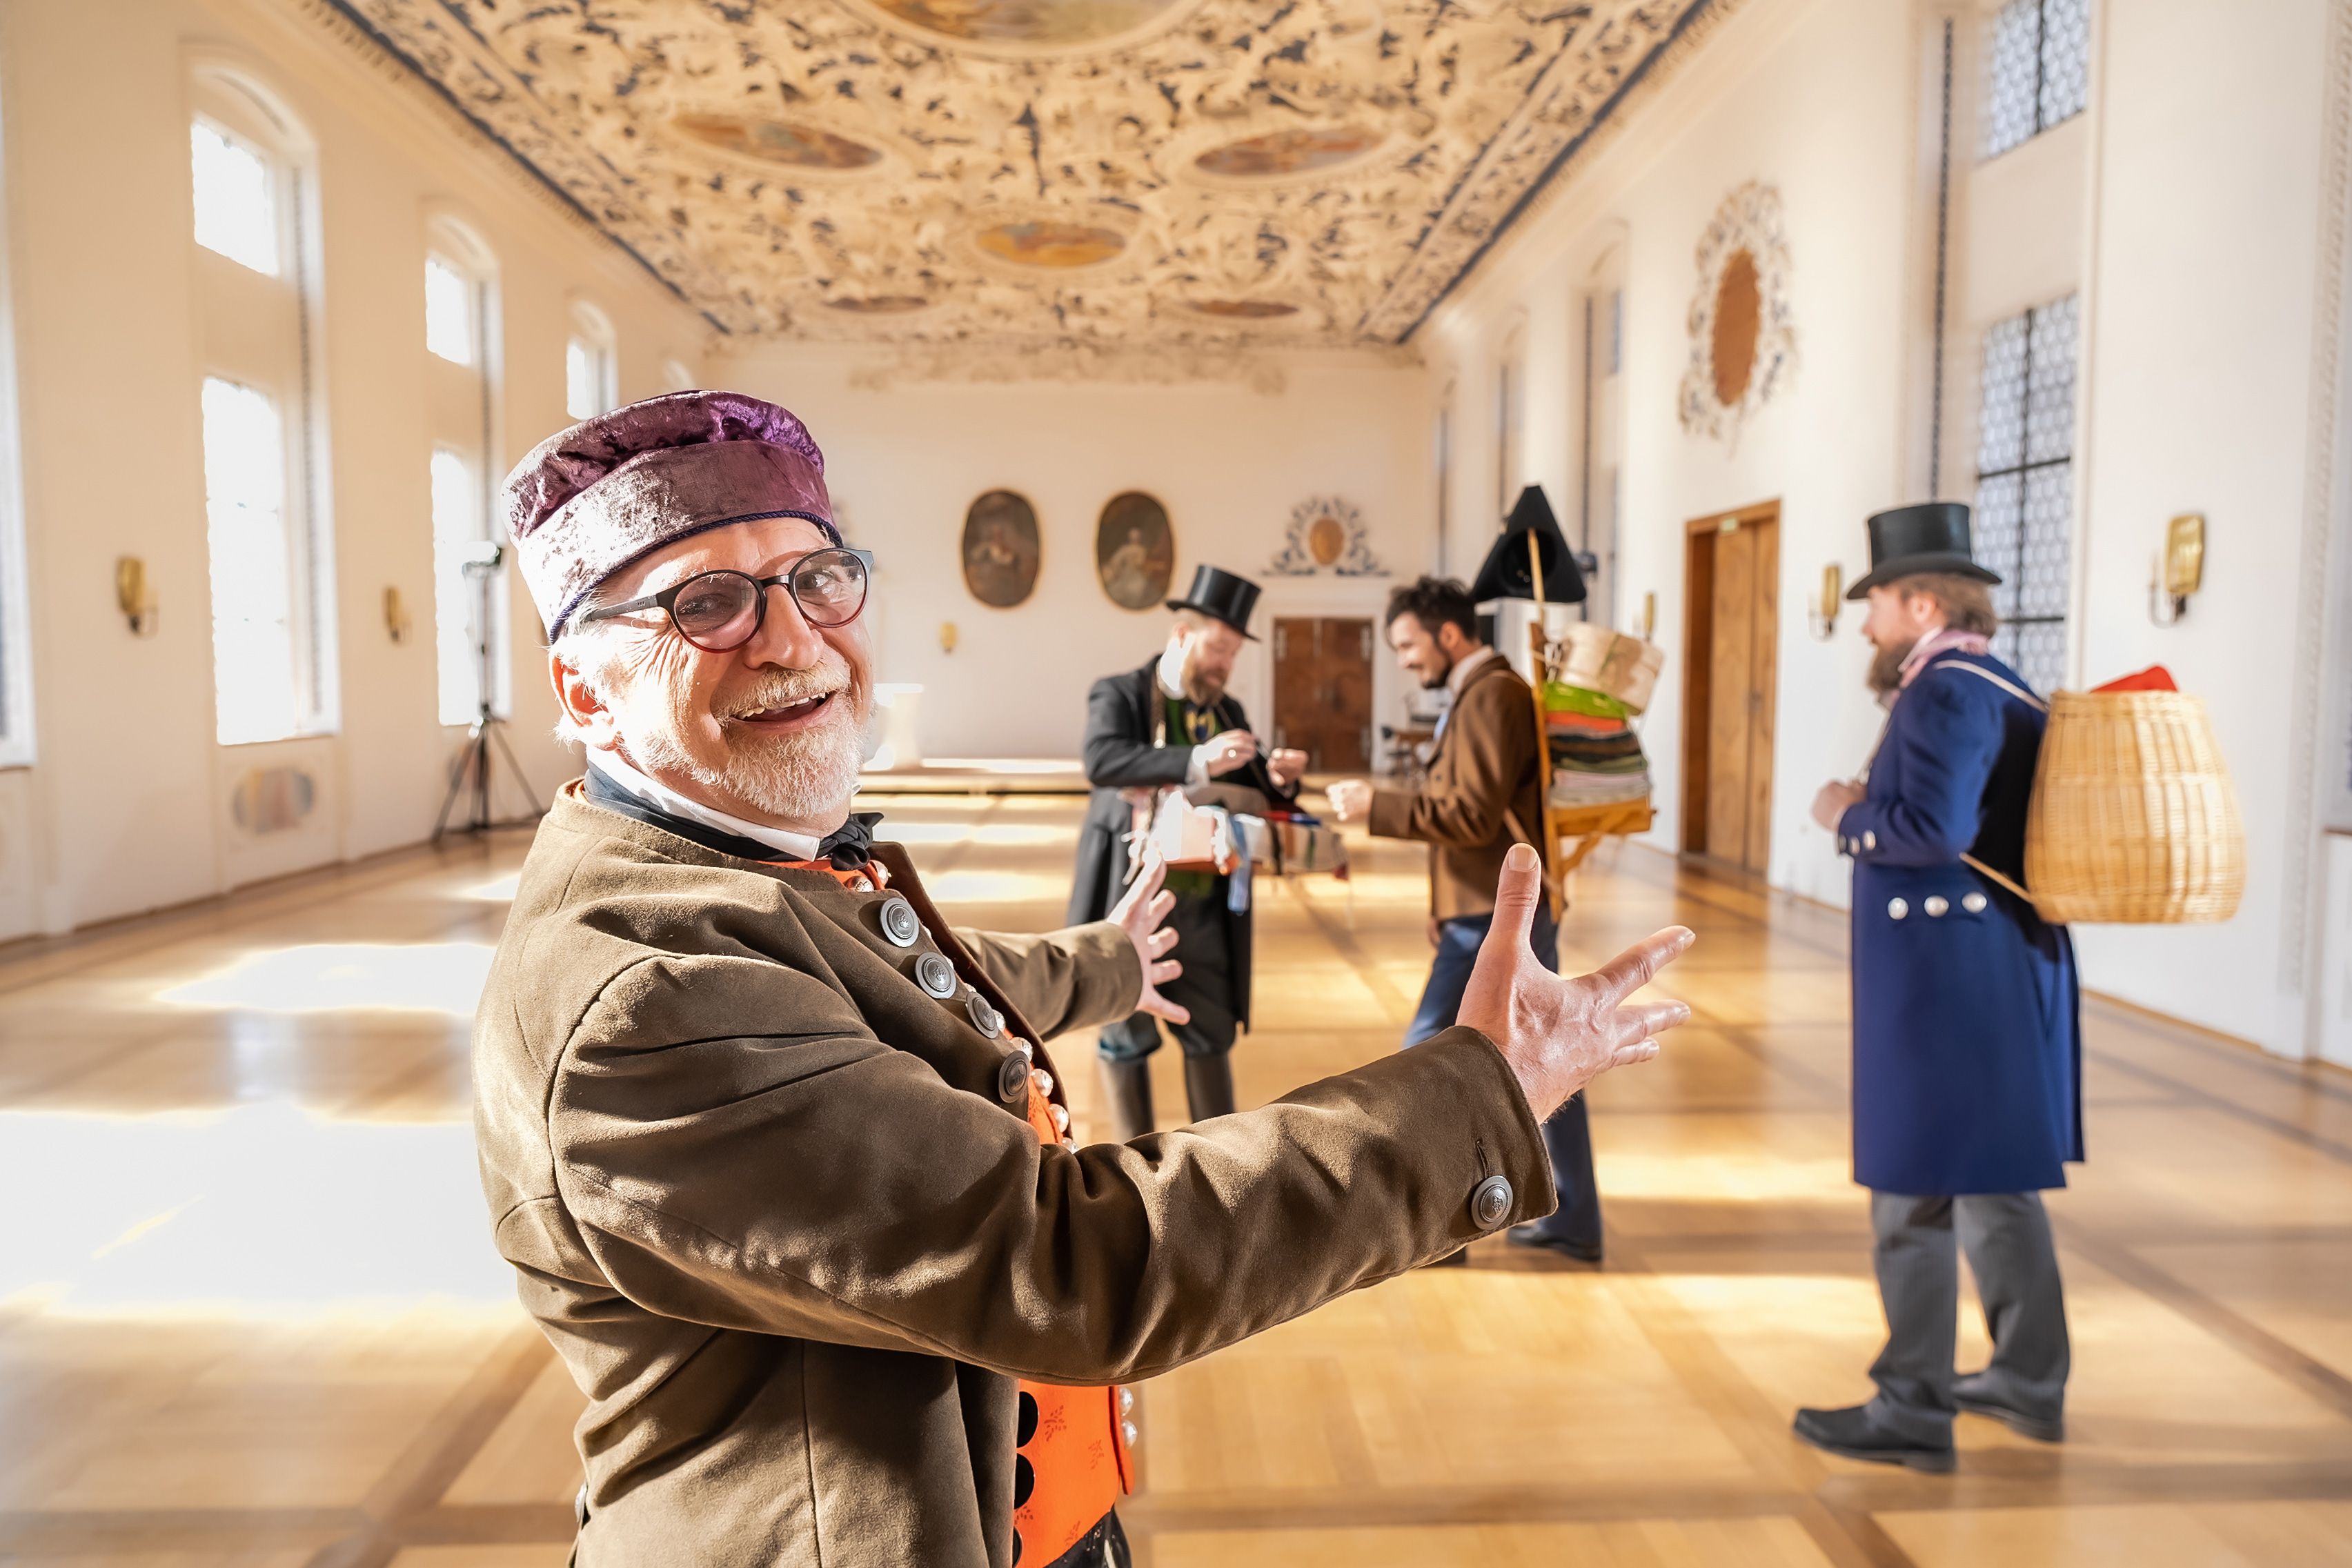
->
<box><xmin>1507</xmin><ymin>1224</ymin><xmax>1602</xmax><ymax>1263</ymax></box>
<box><xmin>1954</xmin><ymin>1373</ymin><xmax>2064</xmax><ymax>1442</ymax></box>
<box><xmin>1791</xmin><ymin>1403</ymin><xmax>1955</xmax><ymax>1473</ymax></box>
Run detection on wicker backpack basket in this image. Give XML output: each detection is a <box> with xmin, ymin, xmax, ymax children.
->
<box><xmin>1936</xmin><ymin>667</ymin><xmax>2246</xmax><ymax>924</ymax></box>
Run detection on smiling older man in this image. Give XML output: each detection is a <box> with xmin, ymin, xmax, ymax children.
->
<box><xmin>475</xmin><ymin>391</ymin><xmax>1697</xmax><ymax>1568</ymax></box>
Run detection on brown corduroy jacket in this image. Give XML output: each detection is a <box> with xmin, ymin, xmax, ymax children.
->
<box><xmin>1368</xmin><ymin>651</ymin><xmax>1551</xmax><ymax>920</ymax></box>
<box><xmin>474</xmin><ymin>788</ymin><xmax>1552</xmax><ymax>1566</ymax></box>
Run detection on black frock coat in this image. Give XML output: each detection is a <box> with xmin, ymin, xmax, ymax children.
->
<box><xmin>1068</xmin><ymin>655</ymin><xmax>1298</xmax><ymax>1032</ymax></box>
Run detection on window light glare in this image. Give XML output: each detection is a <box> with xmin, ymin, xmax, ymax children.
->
<box><xmin>190</xmin><ymin>120</ymin><xmax>277</xmax><ymax>276</ymax></box>
<box><xmin>424</xmin><ymin>258</ymin><xmax>473</xmax><ymax>364</ymax></box>
<box><xmin>201</xmin><ymin>377</ymin><xmax>298</xmax><ymax>745</ymax></box>
<box><xmin>565</xmin><ymin>335</ymin><xmax>605</xmax><ymax>420</ymax></box>
<box><xmin>431</xmin><ymin>448</ymin><xmax>486</xmax><ymax>726</ymax></box>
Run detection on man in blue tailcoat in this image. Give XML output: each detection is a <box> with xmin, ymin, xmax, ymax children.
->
<box><xmin>1795</xmin><ymin>502</ymin><xmax>2083</xmax><ymax>1473</ymax></box>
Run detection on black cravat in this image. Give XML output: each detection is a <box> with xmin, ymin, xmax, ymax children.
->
<box><xmin>815</xmin><ymin>811</ymin><xmax>884</xmax><ymax>871</ymax></box>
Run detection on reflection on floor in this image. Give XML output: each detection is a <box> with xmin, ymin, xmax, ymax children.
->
<box><xmin>1</xmin><ymin>793</ymin><xmax>2348</xmax><ymax>1567</ymax></box>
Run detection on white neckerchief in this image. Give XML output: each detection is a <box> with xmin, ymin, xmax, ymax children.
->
<box><xmin>591</xmin><ymin>748</ymin><xmax>826</xmax><ymax>861</ymax></box>
<box><xmin>1156</xmin><ymin>640</ymin><xmax>1188</xmax><ymax>701</ymax></box>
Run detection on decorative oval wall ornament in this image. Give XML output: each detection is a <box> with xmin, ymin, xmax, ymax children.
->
<box><xmin>1679</xmin><ymin>181</ymin><xmax>1797</xmax><ymax>451</ymax></box>
<box><xmin>1269</xmin><ymin>496</ymin><xmax>1387</xmax><ymax>577</ymax></box>
<box><xmin>230</xmin><ymin>766</ymin><xmax>317</xmax><ymax>835</ymax></box>
<box><xmin>1096</xmin><ymin>493</ymin><xmax>1174</xmax><ymax>611</ymax></box>
<box><xmin>961</xmin><ymin>490</ymin><xmax>1042</xmax><ymax>608</ymax></box>
<box><xmin>671</xmin><ymin>113</ymin><xmax>886</xmax><ymax>171</ymax></box>
<box><xmin>974</xmin><ymin>220</ymin><xmax>1129</xmax><ymax>270</ymax></box>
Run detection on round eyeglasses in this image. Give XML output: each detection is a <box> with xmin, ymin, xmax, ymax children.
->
<box><xmin>576</xmin><ymin>547</ymin><xmax>874</xmax><ymax>651</ymax></box>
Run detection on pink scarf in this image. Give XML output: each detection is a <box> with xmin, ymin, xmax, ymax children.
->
<box><xmin>1899</xmin><ymin>627</ymin><xmax>1991</xmax><ymax>688</ymax></box>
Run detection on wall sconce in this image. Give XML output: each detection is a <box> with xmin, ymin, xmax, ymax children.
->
<box><xmin>1806</xmin><ymin>563</ymin><xmax>1844</xmax><ymax>641</ymax></box>
<box><xmin>939</xmin><ymin>621</ymin><xmax>959</xmax><ymax>654</ymax></box>
<box><xmin>115</xmin><ymin>556</ymin><xmax>158</xmax><ymax>637</ymax></box>
<box><xmin>1639</xmin><ymin>592</ymin><xmax>1657</xmax><ymax>642</ymax></box>
<box><xmin>384</xmin><ymin>586</ymin><xmax>413</xmax><ymax>645</ymax></box>
<box><xmin>2150</xmin><ymin>513</ymin><xmax>2204</xmax><ymax>626</ymax></box>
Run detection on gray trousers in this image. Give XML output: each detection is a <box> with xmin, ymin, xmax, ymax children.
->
<box><xmin>1866</xmin><ymin>1190</ymin><xmax>2070</xmax><ymax>1440</ymax></box>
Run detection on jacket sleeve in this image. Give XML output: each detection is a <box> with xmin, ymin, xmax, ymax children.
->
<box><xmin>544</xmin><ymin>946</ymin><xmax>1552</xmax><ymax>1386</ymax></box>
<box><xmin>1083</xmin><ymin>676</ymin><xmax>1191</xmax><ymax>790</ymax></box>
<box><xmin>953</xmin><ymin>921</ymin><xmax>1139</xmax><ymax>1039</ymax></box>
<box><xmin>1838</xmin><ymin>677</ymin><xmax>2000</xmax><ymax>865</ymax></box>
<box><xmin>1364</xmin><ymin>678</ymin><xmax>1534</xmax><ymax>848</ymax></box>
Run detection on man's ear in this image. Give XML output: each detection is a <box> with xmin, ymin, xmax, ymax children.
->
<box><xmin>550</xmin><ymin>645</ymin><xmax>617</xmax><ymax>748</ymax></box>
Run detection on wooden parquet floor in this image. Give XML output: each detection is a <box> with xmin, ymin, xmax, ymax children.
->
<box><xmin>1</xmin><ymin>792</ymin><xmax>2348</xmax><ymax>1566</ymax></box>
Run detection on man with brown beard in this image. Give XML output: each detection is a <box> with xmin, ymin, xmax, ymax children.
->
<box><xmin>1793</xmin><ymin>502</ymin><xmax>2080</xmax><ymax>1474</ymax></box>
<box><xmin>475</xmin><ymin>392</ymin><xmax>1697</xmax><ymax>1567</ymax></box>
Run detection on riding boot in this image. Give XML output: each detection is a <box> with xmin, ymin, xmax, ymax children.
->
<box><xmin>1183</xmin><ymin>1050</ymin><xmax>1238</xmax><ymax>1121</ymax></box>
<box><xmin>1096</xmin><ymin>1056</ymin><xmax>1156</xmax><ymax>1143</ymax></box>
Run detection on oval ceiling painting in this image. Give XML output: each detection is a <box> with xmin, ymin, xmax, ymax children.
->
<box><xmin>976</xmin><ymin>221</ymin><xmax>1127</xmax><ymax>269</ymax></box>
<box><xmin>962</xmin><ymin>490</ymin><xmax>1042</xmax><ymax>610</ymax></box>
<box><xmin>673</xmin><ymin>113</ymin><xmax>884</xmax><ymax>171</ymax></box>
<box><xmin>870</xmin><ymin>0</ymin><xmax>1187</xmax><ymax>48</ymax></box>
<box><xmin>1194</xmin><ymin>126</ymin><xmax>1382</xmax><ymax>180</ymax></box>
<box><xmin>1096</xmin><ymin>492</ymin><xmax>1174</xmax><ymax>612</ymax></box>
<box><xmin>825</xmin><ymin>295</ymin><xmax>932</xmax><ymax>314</ymax></box>
<box><xmin>1187</xmin><ymin>300</ymin><xmax>1298</xmax><ymax>319</ymax></box>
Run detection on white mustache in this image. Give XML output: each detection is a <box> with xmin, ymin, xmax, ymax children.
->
<box><xmin>720</xmin><ymin>667</ymin><xmax>853</xmax><ymax>720</ymax></box>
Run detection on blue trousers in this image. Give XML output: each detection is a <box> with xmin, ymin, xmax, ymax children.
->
<box><xmin>1403</xmin><ymin>902</ymin><xmax>1602</xmax><ymax>1249</ymax></box>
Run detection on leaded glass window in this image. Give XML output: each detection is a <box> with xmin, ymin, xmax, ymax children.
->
<box><xmin>1975</xmin><ymin>296</ymin><xmax>2078</xmax><ymax>694</ymax></box>
<box><xmin>1983</xmin><ymin>0</ymin><xmax>2091</xmax><ymax>160</ymax></box>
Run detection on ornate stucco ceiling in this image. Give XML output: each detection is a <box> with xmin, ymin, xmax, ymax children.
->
<box><xmin>319</xmin><ymin>0</ymin><xmax>1728</xmax><ymax>350</ymax></box>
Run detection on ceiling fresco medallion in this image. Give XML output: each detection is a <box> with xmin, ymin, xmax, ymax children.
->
<box><xmin>1679</xmin><ymin>181</ymin><xmax>1797</xmax><ymax>451</ymax></box>
<box><xmin>1186</xmin><ymin>300</ymin><xmax>1298</xmax><ymax>319</ymax></box>
<box><xmin>975</xmin><ymin>220</ymin><xmax>1129</xmax><ymax>270</ymax></box>
<box><xmin>671</xmin><ymin>113</ymin><xmax>885</xmax><ymax>171</ymax></box>
<box><xmin>826</xmin><ymin>295</ymin><xmax>933</xmax><ymax>313</ymax></box>
<box><xmin>1192</xmin><ymin>125</ymin><xmax>1384</xmax><ymax>180</ymax></box>
<box><xmin>317</xmin><ymin>0</ymin><xmax>1736</xmax><ymax>353</ymax></box>
<box><xmin>858</xmin><ymin>0</ymin><xmax>1195</xmax><ymax>51</ymax></box>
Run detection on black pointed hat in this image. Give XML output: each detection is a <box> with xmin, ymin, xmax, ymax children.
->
<box><xmin>1167</xmin><ymin>564</ymin><xmax>1262</xmax><ymax>640</ymax></box>
<box><xmin>1845</xmin><ymin>502</ymin><xmax>2002</xmax><ymax>599</ymax></box>
<box><xmin>1470</xmin><ymin>485</ymin><xmax>1587</xmax><ymax>605</ymax></box>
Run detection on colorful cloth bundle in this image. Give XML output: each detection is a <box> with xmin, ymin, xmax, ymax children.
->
<box><xmin>1545</xmin><ymin>686</ymin><xmax>1652</xmax><ymax>808</ymax></box>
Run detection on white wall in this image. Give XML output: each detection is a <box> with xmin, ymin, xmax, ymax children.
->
<box><xmin>0</xmin><ymin>0</ymin><xmax>710</xmax><ymax>935</ymax></box>
<box><xmin>713</xmin><ymin>345</ymin><xmax>1434</xmax><ymax>761</ymax></box>
<box><xmin>1425</xmin><ymin>0</ymin><xmax>2346</xmax><ymax>1059</ymax></box>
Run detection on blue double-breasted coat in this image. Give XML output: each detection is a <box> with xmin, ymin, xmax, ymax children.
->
<box><xmin>1836</xmin><ymin>651</ymin><xmax>2083</xmax><ymax>1195</ymax></box>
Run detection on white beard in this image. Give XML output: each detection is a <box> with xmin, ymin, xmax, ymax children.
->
<box><xmin>631</xmin><ymin>669</ymin><xmax>871</xmax><ymax>826</ymax></box>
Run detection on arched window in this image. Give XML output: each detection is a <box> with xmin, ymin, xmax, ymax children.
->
<box><xmin>189</xmin><ymin>67</ymin><xmax>333</xmax><ymax>746</ymax></box>
<box><xmin>424</xmin><ymin>217</ymin><xmax>506</xmax><ymax>726</ymax></box>
<box><xmin>660</xmin><ymin>357</ymin><xmax>698</xmax><ymax>394</ymax></box>
<box><xmin>566</xmin><ymin>301</ymin><xmax>617</xmax><ymax>420</ymax></box>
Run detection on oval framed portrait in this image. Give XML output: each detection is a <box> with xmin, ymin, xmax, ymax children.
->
<box><xmin>1096</xmin><ymin>492</ymin><xmax>1174</xmax><ymax>611</ymax></box>
<box><xmin>960</xmin><ymin>490</ymin><xmax>1042</xmax><ymax>609</ymax></box>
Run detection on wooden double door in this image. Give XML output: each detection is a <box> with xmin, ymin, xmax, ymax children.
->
<box><xmin>1272</xmin><ymin>617</ymin><xmax>1374</xmax><ymax>773</ymax></box>
<box><xmin>1681</xmin><ymin>504</ymin><xmax>1780</xmax><ymax>875</ymax></box>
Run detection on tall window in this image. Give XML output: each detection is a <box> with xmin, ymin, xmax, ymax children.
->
<box><xmin>1982</xmin><ymin>0</ymin><xmax>2090</xmax><ymax>159</ymax></box>
<box><xmin>424</xmin><ymin>220</ymin><xmax>504</xmax><ymax>724</ymax></box>
<box><xmin>1494</xmin><ymin>350</ymin><xmax>1522</xmax><ymax>518</ymax></box>
<box><xmin>190</xmin><ymin>72</ymin><xmax>331</xmax><ymax>746</ymax></box>
<box><xmin>566</xmin><ymin>301</ymin><xmax>617</xmax><ymax>420</ymax></box>
<box><xmin>1975</xmin><ymin>295</ymin><xmax>2079</xmax><ymax>693</ymax></box>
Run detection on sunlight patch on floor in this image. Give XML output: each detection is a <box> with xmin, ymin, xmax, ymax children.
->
<box><xmin>156</xmin><ymin>942</ymin><xmax>497</xmax><ymax>1015</ymax></box>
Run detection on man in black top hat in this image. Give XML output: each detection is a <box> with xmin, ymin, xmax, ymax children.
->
<box><xmin>1793</xmin><ymin>502</ymin><xmax>2080</xmax><ymax>1473</ymax></box>
<box><xmin>1071</xmin><ymin>566</ymin><xmax>1307</xmax><ymax>1137</ymax></box>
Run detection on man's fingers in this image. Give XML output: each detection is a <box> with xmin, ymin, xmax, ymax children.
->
<box><xmin>1588</xmin><ymin>926</ymin><xmax>1696</xmax><ymax>1006</ymax></box>
<box><xmin>1148</xmin><ymin>927</ymin><xmax>1178</xmax><ymax>959</ymax></box>
<box><xmin>1147</xmin><ymin>889</ymin><xmax>1176</xmax><ymax>927</ymax></box>
<box><xmin>1615</xmin><ymin>1000</ymin><xmax>1692</xmax><ymax>1041</ymax></box>
<box><xmin>1486</xmin><ymin>842</ymin><xmax>1543</xmax><ymax>949</ymax></box>
<box><xmin>1606</xmin><ymin>1040</ymin><xmax>1661</xmax><ymax>1067</ymax></box>
<box><xmin>1148</xmin><ymin>958</ymin><xmax>1183</xmax><ymax>985</ymax></box>
<box><xmin>1143</xmin><ymin>989</ymin><xmax>1192</xmax><ymax>1024</ymax></box>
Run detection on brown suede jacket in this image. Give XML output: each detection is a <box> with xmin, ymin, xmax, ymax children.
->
<box><xmin>1368</xmin><ymin>651</ymin><xmax>1552</xmax><ymax>920</ymax></box>
<box><xmin>473</xmin><ymin>786</ymin><xmax>1552</xmax><ymax>1565</ymax></box>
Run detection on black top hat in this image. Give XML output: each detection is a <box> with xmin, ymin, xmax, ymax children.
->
<box><xmin>1469</xmin><ymin>486</ymin><xmax>1588</xmax><ymax>605</ymax></box>
<box><xmin>1845</xmin><ymin>502</ymin><xmax>2003</xmax><ymax>599</ymax></box>
<box><xmin>1167</xmin><ymin>564</ymin><xmax>1262</xmax><ymax>640</ymax></box>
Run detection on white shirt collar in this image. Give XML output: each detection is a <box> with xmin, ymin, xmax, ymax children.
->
<box><xmin>1156</xmin><ymin>641</ymin><xmax>1188</xmax><ymax>701</ymax></box>
<box><xmin>591</xmin><ymin>748</ymin><xmax>827</xmax><ymax>862</ymax></box>
<box><xmin>1447</xmin><ymin>644</ymin><xmax>1503</xmax><ymax>697</ymax></box>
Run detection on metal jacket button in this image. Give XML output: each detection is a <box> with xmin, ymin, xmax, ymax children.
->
<box><xmin>879</xmin><ymin>896</ymin><xmax>921</xmax><ymax>947</ymax></box>
<box><xmin>1470</xmin><ymin>1174</ymin><xmax>1514</xmax><ymax>1230</ymax></box>
<box><xmin>916</xmin><ymin>953</ymin><xmax>958</xmax><ymax>999</ymax></box>
<box><xmin>996</xmin><ymin>1053</ymin><xmax>1029</xmax><ymax>1104</ymax></box>
<box><xmin>1924</xmin><ymin>895</ymin><xmax>1949</xmax><ymax>917</ymax></box>
<box><xmin>1963</xmin><ymin>891</ymin><xmax>1988</xmax><ymax>913</ymax></box>
<box><xmin>968</xmin><ymin>995</ymin><xmax>1004</xmax><ymax>1038</ymax></box>
<box><xmin>1888</xmin><ymin>897</ymin><xmax>1909</xmax><ymax>920</ymax></box>
<box><xmin>1863</xmin><ymin>831</ymin><xmax>1878</xmax><ymax>851</ymax></box>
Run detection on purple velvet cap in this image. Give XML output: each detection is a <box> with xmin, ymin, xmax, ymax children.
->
<box><xmin>501</xmin><ymin>390</ymin><xmax>837</xmax><ymax>637</ymax></box>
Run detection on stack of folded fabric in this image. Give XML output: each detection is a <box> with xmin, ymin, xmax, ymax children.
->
<box><xmin>1545</xmin><ymin>684</ymin><xmax>1652</xmax><ymax>808</ymax></box>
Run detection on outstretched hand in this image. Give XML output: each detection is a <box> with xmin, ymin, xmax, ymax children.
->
<box><xmin>1459</xmin><ymin>844</ymin><xmax>1694</xmax><ymax>1120</ymax></box>
<box><xmin>1109</xmin><ymin>847</ymin><xmax>1190</xmax><ymax>1023</ymax></box>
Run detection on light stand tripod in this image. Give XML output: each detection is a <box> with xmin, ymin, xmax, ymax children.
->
<box><xmin>433</xmin><ymin>544</ymin><xmax>543</xmax><ymax>840</ymax></box>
